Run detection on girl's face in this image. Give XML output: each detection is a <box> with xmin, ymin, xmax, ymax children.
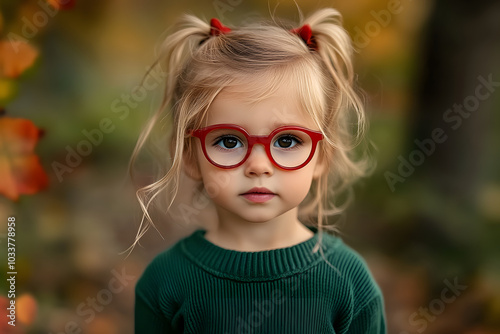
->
<box><xmin>190</xmin><ymin>84</ymin><xmax>325</xmax><ymax>226</ymax></box>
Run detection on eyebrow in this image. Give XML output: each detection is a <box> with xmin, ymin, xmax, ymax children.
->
<box><xmin>271</xmin><ymin>122</ymin><xmax>305</xmax><ymax>128</ymax></box>
<box><xmin>201</xmin><ymin>123</ymin><xmax>318</xmax><ymax>133</ymax></box>
<box><xmin>206</xmin><ymin>122</ymin><xmax>307</xmax><ymax>129</ymax></box>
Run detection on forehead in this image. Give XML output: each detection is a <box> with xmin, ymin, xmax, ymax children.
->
<box><xmin>204</xmin><ymin>83</ymin><xmax>318</xmax><ymax>133</ymax></box>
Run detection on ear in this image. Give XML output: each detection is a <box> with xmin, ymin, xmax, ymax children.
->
<box><xmin>312</xmin><ymin>151</ymin><xmax>328</xmax><ymax>179</ymax></box>
<box><xmin>182</xmin><ymin>145</ymin><xmax>203</xmax><ymax>181</ymax></box>
<box><xmin>312</xmin><ymin>160</ymin><xmax>327</xmax><ymax>179</ymax></box>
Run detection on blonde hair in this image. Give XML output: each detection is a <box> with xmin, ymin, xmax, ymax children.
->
<box><xmin>129</xmin><ymin>8</ymin><xmax>372</xmax><ymax>251</ymax></box>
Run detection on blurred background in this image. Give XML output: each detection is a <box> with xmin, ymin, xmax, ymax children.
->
<box><xmin>0</xmin><ymin>0</ymin><xmax>499</xmax><ymax>333</ymax></box>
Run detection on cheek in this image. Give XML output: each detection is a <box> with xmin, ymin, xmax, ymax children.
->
<box><xmin>197</xmin><ymin>156</ymin><xmax>236</xmax><ymax>200</ymax></box>
<box><xmin>282</xmin><ymin>170</ymin><xmax>315</xmax><ymax>202</ymax></box>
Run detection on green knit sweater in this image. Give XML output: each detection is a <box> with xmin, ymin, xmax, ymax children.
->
<box><xmin>135</xmin><ymin>228</ymin><xmax>386</xmax><ymax>333</ymax></box>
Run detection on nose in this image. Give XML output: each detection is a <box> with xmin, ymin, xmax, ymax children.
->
<box><xmin>244</xmin><ymin>144</ymin><xmax>274</xmax><ymax>177</ymax></box>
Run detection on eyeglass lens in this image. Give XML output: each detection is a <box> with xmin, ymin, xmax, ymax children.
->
<box><xmin>204</xmin><ymin>128</ymin><xmax>313</xmax><ymax>168</ymax></box>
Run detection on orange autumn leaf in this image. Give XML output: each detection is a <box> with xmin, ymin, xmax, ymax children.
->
<box><xmin>17</xmin><ymin>294</ymin><xmax>38</xmax><ymax>325</ymax></box>
<box><xmin>47</xmin><ymin>0</ymin><xmax>77</xmax><ymax>11</ymax></box>
<box><xmin>0</xmin><ymin>117</ymin><xmax>49</xmax><ymax>200</ymax></box>
<box><xmin>0</xmin><ymin>40</ymin><xmax>39</xmax><ymax>79</ymax></box>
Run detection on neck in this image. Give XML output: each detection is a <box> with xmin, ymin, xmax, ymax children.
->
<box><xmin>204</xmin><ymin>207</ymin><xmax>314</xmax><ymax>252</ymax></box>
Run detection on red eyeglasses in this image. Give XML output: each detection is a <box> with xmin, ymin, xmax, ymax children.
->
<box><xmin>190</xmin><ymin>124</ymin><xmax>324</xmax><ymax>170</ymax></box>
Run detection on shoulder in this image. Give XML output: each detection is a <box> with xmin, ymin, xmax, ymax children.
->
<box><xmin>137</xmin><ymin>231</ymin><xmax>196</xmax><ymax>282</ymax></box>
<box><xmin>320</xmin><ymin>233</ymin><xmax>378</xmax><ymax>280</ymax></box>
<box><xmin>135</xmin><ymin>231</ymin><xmax>198</xmax><ymax>295</ymax></box>
<box><xmin>135</xmin><ymin>231</ymin><xmax>199</xmax><ymax>314</ymax></box>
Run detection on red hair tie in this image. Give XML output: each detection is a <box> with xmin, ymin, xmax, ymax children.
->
<box><xmin>208</xmin><ymin>18</ymin><xmax>317</xmax><ymax>51</ymax></box>
<box><xmin>210</xmin><ymin>18</ymin><xmax>231</xmax><ymax>36</ymax></box>
<box><xmin>290</xmin><ymin>24</ymin><xmax>318</xmax><ymax>51</ymax></box>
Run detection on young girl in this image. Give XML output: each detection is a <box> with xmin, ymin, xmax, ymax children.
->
<box><xmin>132</xmin><ymin>8</ymin><xmax>386</xmax><ymax>333</ymax></box>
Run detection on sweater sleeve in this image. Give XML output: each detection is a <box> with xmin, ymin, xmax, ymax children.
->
<box><xmin>346</xmin><ymin>294</ymin><xmax>386</xmax><ymax>334</ymax></box>
<box><xmin>332</xmin><ymin>241</ymin><xmax>387</xmax><ymax>334</ymax></box>
<box><xmin>134</xmin><ymin>255</ymin><xmax>175</xmax><ymax>333</ymax></box>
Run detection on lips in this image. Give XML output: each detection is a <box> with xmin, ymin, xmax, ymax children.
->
<box><xmin>240</xmin><ymin>187</ymin><xmax>276</xmax><ymax>203</ymax></box>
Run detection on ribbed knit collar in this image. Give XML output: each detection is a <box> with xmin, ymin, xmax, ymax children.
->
<box><xmin>180</xmin><ymin>228</ymin><xmax>340</xmax><ymax>282</ymax></box>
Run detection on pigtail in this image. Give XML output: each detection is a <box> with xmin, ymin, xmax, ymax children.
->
<box><xmin>300</xmin><ymin>9</ymin><xmax>373</xmax><ymax>245</ymax></box>
<box><xmin>127</xmin><ymin>15</ymin><xmax>210</xmax><ymax>252</ymax></box>
<box><xmin>304</xmin><ymin>8</ymin><xmax>365</xmax><ymax>146</ymax></box>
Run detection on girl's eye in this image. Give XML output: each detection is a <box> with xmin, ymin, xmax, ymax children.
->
<box><xmin>214</xmin><ymin>136</ymin><xmax>243</xmax><ymax>149</ymax></box>
<box><xmin>273</xmin><ymin>135</ymin><xmax>302</xmax><ymax>149</ymax></box>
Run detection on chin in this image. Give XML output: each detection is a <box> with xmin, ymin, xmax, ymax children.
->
<box><xmin>239</xmin><ymin>210</ymin><xmax>287</xmax><ymax>224</ymax></box>
<box><xmin>237</xmin><ymin>215</ymin><xmax>273</xmax><ymax>224</ymax></box>
<box><xmin>248</xmin><ymin>218</ymin><xmax>274</xmax><ymax>224</ymax></box>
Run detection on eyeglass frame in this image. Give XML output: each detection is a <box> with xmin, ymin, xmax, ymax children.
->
<box><xmin>189</xmin><ymin>123</ymin><xmax>324</xmax><ymax>170</ymax></box>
